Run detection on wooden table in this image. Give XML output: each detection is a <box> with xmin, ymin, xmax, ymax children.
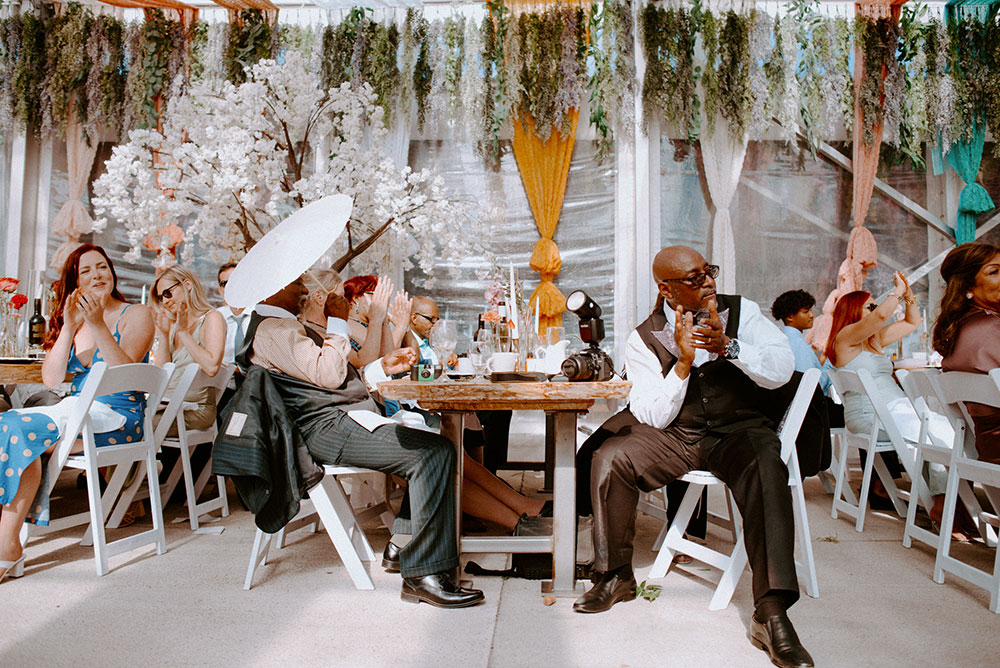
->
<box><xmin>0</xmin><ymin>359</ymin><xmax>46</xmax><ymax>384</ymax></box>
<box><xmin>378</xmin><ymin>378</ymin><xmax>631</xmax><ymax>597</ymax></box>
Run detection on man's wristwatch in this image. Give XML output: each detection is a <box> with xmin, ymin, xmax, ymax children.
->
<box><xmin>723</xmin><ymin>338</ymin><xmax>740</xmax><ymax>360</ymax></box>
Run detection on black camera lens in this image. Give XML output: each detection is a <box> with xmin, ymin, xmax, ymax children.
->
<box><xmin>562</xmin><ymin>355</ymin><xmax>593</xmax><ymax>381</ymax></box>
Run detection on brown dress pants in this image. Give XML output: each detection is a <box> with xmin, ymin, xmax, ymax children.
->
<box><xmin>582</xmin><ymin>422</ymin><xmax>800</xmax><ymax>607</ymax></box>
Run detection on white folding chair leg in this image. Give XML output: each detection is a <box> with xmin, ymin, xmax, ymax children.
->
<box><xmin>82</xmin><ymin>461</ymin><xmax>134</xmax><ymax>546</ymax></box>
<box><xmin>105</xmin><ymin>461</ymin><xmax>145</xmax><ymax>531</ymax></box>
<box><xmin>709</xmin><ymin>533</ymin><xmax>747</xmax><ymax>612</ymax></box>
<box><xmin>82</xmin><ymin>452</ymin><xmax>110</xmax><ymax>575</ymax></box>
<box><xmin>308</xmin><ymin>476</ymin><xmax>375</xmax><ymax>590</ymax></box>
<box><xmin>788</xmin><ymin>456</ymin><xmax>819</xmax><ymax>599</ymax></box>
<box><xmin>648</xmin><ymin>482</ymin><xmax>705</xmax><ymax>579</ymax></box>
<box><xmin>245</xmin><ymin>529</ymin><xmax>276</xmax><ymax>590</ymax></box>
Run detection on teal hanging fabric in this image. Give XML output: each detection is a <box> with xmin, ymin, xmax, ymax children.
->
<box><xmin>940</xmin><ymin>0</ymin><xmax>998</xmax><ymax>243</ymax></box>
<box><xmin>946</xmin><ymin>124</ymin><xmax>994</xmax><ymax>243</ymax></box>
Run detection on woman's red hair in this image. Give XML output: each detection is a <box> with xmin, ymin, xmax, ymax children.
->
<box><xmin>825</xmin><ymin>290</ymin><xmax>871</xmax><ymax>366</ymax></box>
<box><xmin>44</xmin><ymin>244</ymin><xmax>126</xmax><ymax>350</ymax></box>
<box><xmin>343</xmin><ymin>275</ymin><xmax>377</xmax><ymax>304</ymax></box>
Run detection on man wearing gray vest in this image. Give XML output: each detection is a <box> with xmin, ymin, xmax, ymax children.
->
<box><xmin>574</xmin><ymin>246</ymin><xmax>814</xmax><ymax>668</ymax></box>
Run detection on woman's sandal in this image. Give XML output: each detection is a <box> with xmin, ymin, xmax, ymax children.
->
<box><xmin>0</xmin><ymin>555</ymin><xmax>25</xmax><ymax>583</ymax></box>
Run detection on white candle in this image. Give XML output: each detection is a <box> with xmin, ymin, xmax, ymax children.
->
<box><xmin>141</xmin><ymin>285</ymin><xmax>147</xmax><ymax>305</ymax></box>
<box><xmin>509</xmin><ymin>262</ymin><xmax>519</xmax><ymax>339</ymax></box>
<box><xmin>534</xmin><ymin>296</ymin><xmax>540</xmax><ymax>337</ymax></box>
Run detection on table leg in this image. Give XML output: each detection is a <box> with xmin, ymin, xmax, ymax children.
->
<box><xmin>439</xmin><ymin>412</ymin><xmax>465</xmax><ymax>556</ymax></box>
<box><xmin>541</xmin><ymin>412</ymin><xmax>555</xmax><ymax>493</ymax></box>
<box><xmin>542</xmin><ymin>411</ymin><xmax>586</xmax><ymax>597</ymax></box>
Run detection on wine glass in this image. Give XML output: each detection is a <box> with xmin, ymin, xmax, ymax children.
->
<box><xmin>430</xmin><ymin>319</ymin><xmax>458</xmax><ymax>369</ymax></box>
<box><xmin>469</xmin><ymin>334</ymin><xmax>494</xmax><ymax>379</ymax></box>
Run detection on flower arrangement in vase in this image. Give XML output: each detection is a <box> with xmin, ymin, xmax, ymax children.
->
<box><xmin>0</xmin><ymin>277</ymin><xmax>28</xmax><ymax>356</ymax></box>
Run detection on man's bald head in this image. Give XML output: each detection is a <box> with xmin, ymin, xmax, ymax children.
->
<box><xmin>653</xmin><ymin>246</ymin><xmax>707</xmax><ymax>283</ymax></box>
<box><xmin>652</xmin><ymin>245</ymin><xmax>718</xmax><ymax>313</ymax></box>
<box><xmin>410</xmin><ymin>296</ymin><xmax>440</xmax><ymax>339</ymax></box>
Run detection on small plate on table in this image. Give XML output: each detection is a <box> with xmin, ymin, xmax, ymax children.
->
<box><xmin>446</xmin><ymin>372</ymin><xmax>477</xmax><ymax>381</ymax></box>
<box><xmin>0</xmin><ymin>357</ymin><xmax>42</xmax><ymax>364</ymax></box>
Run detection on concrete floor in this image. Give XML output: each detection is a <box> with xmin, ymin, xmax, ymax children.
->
<box><xmin>2</xmin><ymin>410</ymin><xmax>998</xmax><ymax>668</ymax></box>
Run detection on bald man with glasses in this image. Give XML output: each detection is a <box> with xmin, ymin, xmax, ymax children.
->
<box><xmin>573</xmin><ymin>246</ymin><xmax>815</xmax><ymax>668</ymax></box>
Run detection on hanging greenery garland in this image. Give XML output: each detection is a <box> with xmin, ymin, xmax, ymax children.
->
<box><xmin>855</xmin><ymin>15</ymin><xmax>897</xmax><ymax>149</ymax></box>
<box><xmin>86</xmin><ymin>14</ymin><xmax>127</xmax><ymax>143</ymax></box>
<box><xmin>641</xmin><ymin>4</ymin><xmax>696</xmax><ymax>138</ymax></box>
<box><xmin>714</xmin><ymin>10</ymin><xmax>752</xmax><ymax>139</ymax></box>
<box><xmin>13</xmin><ymin>12</ymin><xmax>47</xmax><ymax>135</ymax></box>
<box><xmin>0</xmin><ymin>15</ymin><xmax>24</xmax><ymax>135</ymax></box>
<box><xmin>480</xmin><ymin>0</ymin><xmax>511</xmax><ymax>166</ymax></box>
<box><xmin>747</xmin><ymin>10</ymin><xmax>773</xmax><ymax>138</ymax></box>
<box><xmin>986</xmin><ymin>17</ymin><xmax>1000</xmax><ymax>156</ymax></box>
<box><xmin>361</xmin><ymin>19</ymin><xmax>401</xmax><ymax>127</ymax></box>
<box><xmin>225</xmin><ymin>9</ymin><xmax>274</xmax><ymax>85</ymax></box>
<box><xmin>461</xmin><ymin>14</ymin><xmax>486</xmax><ymax>145</ymax></box>
<box><xmin>413</xmin><ymin>13</ymin><xmax>433</xmax><ymax>132</ymax></box>
<box><xmin>43</xmin><ymin>3</ymin><xmax>91</xmax><ymax>139</ymax></box>
<box><xmin>588</xmin><ymin>0</ymin><xmax>635</xmax><ymax>161</ymax></box>
<box><xmin>443</xmin><ymin>15</ymin><xmax>465</xmax><ymax>123</ymax></box>
<box><xmin>948</xmin><ymin>14</ymin><xmax>991</xmax><ymax>144</ymax></box>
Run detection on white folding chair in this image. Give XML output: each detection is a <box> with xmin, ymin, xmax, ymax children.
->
<box><xmin>898</xmin><ymin>369</ymin><xmax>990</xmax><ymax>551</ymax></box>
<box><xmin>826</xmin><ymin>368</ymin><xmax>933</xmax><ymax>531</ymax></box>
<box><xmin>19</xmin><ymin>362</ymin><xmax>173</xmax><ymax>576</ymax></box>
<box><xmin>244</xmin><ymin>465</ymin><xmax>385</xmax><ymax>591</ymax></box>
<box><xmin>647</xmin><ymin>368</ymin><xmax>821</xmax><ymax>611</ymax></box>
<box><xmin>929</xmin><ymin>369</ymin><xmax>1000</xmax><ymax>613</ymax></box>
<box><xmin>157</xmin><ymin>365</ymin><xmax>234</xmax><ymax>530</ymax></box>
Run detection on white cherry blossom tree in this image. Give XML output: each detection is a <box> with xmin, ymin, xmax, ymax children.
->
<box><xmin>93</xmin><ymin>52</ymin><xmax>472</xmax><ymax>275</ymax></box>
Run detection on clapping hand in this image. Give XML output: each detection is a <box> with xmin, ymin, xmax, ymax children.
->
<box><xmin>673</xmin><ymin>306</ymin><xmax>696</xmax><ymax>364</ymax></box>
<box><xmin>369</xmin><ymin>275</ymin><xmax>393</xmax><ymax>324</ymax></box>
<box><xmin>173</xmin><ymin>302</ymin><xmax>190</xmax><ymax>331</ymax></box>
<box><xmin>64</xmin><ymin>290</ymin><xmax>85</xmax><ymax>332</ymax></box>
<box><xmin>691</xmin><ymin>301</ymin><xmax>729</xmax><ymax>356</ymax></box>
<box><xmin>382</xmin><ymin>346</ymin><xmax>418</xmax><ymax>375</ymax></box>
<box><xmin>389</xmin><ymin>290</ymin><xmax>412</xmax><ymax>330</ymax></box>
<box><xmin>153</xmin><ymin>306</ymin><xmax>172</xmax><ymax>335</ymax></box>
<box><xmin>77</xmin><ymin>289</ymin><xmax>107</xmax><ymax>328</ymax></box>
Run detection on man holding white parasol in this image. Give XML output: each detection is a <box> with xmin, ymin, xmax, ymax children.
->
<box><xmin>220</xmin><ymin>195</ymin><xmax>484</xmax><ymax>608</ymax></box>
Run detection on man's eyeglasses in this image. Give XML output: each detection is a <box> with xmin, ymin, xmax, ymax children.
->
<box><xmin>658</xmin><ymin>265</ymin><xmax>721</xmax><ymax>288</ymax></box>
<box><xmin>866</xmin><ymin>302</ymin><xmax>878</xmax><ymax>312</ymax></box>
<box><xmin>415</xmin><ymin>313</ymin><xmax>439</xmax><ymax>325</ymax></box>
<box><xmin>158</xmin><ymin>281</ymin><xmax>182</xmax><ymax>301</ymax></box>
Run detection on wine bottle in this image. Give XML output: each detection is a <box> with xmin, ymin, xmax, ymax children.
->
<box><xmin>473</xmin><ymin>314</ymin><xmax>486</xmax><ymax>342</ymax></box>
<box><xmin>28</xmin><ymin>298</ymin><xmax>45</xmax><ymax>353</ymax></box>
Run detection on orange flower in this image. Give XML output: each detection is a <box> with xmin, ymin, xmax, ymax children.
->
<box><xmin>0</xmin><ymin>277</ymin><xmax>19</xmax><ymax>292</ymax></box>
<box><xmin>482</xmin><ymin>310</ymin><xmax>502</xmax><ymax>323</ymax></box>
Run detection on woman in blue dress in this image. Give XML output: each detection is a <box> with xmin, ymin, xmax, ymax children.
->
<box><xmin>0</xmin><ymin>244</ymin><xmax>154</xmax><ymax>582</ymax></box>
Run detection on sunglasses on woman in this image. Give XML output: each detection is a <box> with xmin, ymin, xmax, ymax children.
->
<box><xmin>158</xmin><ymin>281</ymin><xmax>182</xmax><ymax>300</ymax></box>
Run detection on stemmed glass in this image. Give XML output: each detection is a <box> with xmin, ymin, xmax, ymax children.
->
<box><xmin>430</xmin><ymin>319</ymin><xmax>458</xmax><ymax>375</ymax></box>
<box><xmin>469</xmin><ymin>331</ymin><xmax>494</xmax><ymax>379</ymax></box>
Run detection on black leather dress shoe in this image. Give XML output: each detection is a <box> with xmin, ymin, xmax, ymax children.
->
<box><xmin>750</xmin><ymin>612</ymin><xmax>815</xmax><ymax>668</ymax></box>
<box><xmin>572</xmin><ymin>570</ymin><xmax>637</xmax><ymax>613</ymax></box>
<box><xmin>382</xmin><ymin>541</ymin><xmax>400</xmax><ymax>573</ymax></box>
<box><xmin>401</xmin><ymin>572</ymin><xmax>485</xmax><ymax>608</ymax></box>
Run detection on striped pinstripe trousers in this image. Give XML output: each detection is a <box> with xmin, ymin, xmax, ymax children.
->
<box><xmin>300</xmin><ymin>409</ymin><xmax>457</xmax><ymax>578</ymax></box>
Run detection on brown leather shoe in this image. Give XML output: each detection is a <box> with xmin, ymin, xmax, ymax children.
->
<box><xmin>572</xmin><ymin>569</ymin><xmax>637</xmax><ymax>613</ymax></box>
<box><xmin>750</xmin><ymin>612</ymin><xmax>814</xmax><ymax>668</ymax></box>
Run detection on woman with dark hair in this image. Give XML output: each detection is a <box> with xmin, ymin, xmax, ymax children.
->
<box><xmin>934</xmin><ymin>242</ymin><xmax>1000</xmax><ymax>464</ymax></box>
<box><xmin>827</xmin><ymin>274</ymin><xmax>953</xmax><ymax>520</ymax></box>
<box><xmin>0</xmin><ymin>245</ymin><xmax>154</xmax><ymax>582</ymax></box>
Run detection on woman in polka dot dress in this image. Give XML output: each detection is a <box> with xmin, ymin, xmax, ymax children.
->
<box><xmin>0</xmin><ymin>245</ymin><xmax>154</xmax><ymax>582</ymax></box>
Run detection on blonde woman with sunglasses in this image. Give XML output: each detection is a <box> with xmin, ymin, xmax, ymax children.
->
<box><xmin>150</xmin><ymin>266</ymin><xmax>226</xmax><ymax>433</ymax></box>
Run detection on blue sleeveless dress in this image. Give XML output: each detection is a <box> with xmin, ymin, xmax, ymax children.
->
<box><xmin>0</xmin><ymin>305</ymin><xmax>149</xmax><ymax>525</ymax></box>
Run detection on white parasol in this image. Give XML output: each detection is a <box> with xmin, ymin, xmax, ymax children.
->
<box><xmin>224</xmin><ymin>195</ymin><xmax>353</xmax><ymax>309</ymax></box>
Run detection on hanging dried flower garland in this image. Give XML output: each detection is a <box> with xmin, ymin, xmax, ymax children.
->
<box><xmin>225</xmin><ymin>9</ymin><xmax>275</xmax><ymax>85</ymax></box>
<box><xmin>641</xmin><ymin>4</ymin><xmax>696</xmax><ymax>138</ymax></box>
<box><xmin>588</xmin><ymin>0</ymin><xmax>635</xmax><ymax>160</ymax></box>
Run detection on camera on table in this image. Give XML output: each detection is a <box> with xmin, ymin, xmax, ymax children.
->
<box><xmin>561</xmin><ymin>290</ymin><xmax>615</xmax><ymax>382</ymax></box>
<box><xmin>410</xmin><ymin>363</ymin><xmax>441</xmax><ymax>382</ymax></box>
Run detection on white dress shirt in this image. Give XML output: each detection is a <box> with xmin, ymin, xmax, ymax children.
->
<box><xmin>627</xmin><ymin>297</ymin><xmax>795</xmax><ymax>430</ymax></box>
<box><xmin>217</xmin><ymin>304</ymin><xmax>255</xmax><ymax>365</ymax></box>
